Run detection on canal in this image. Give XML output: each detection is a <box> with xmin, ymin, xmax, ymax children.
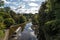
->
<box><xmin>17</xmin><ymin>22</ymin><xmax>38</xmax><ymax>40</ymax></box>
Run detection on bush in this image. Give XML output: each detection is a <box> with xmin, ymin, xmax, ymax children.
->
<box><xmin>0</xmin><ymin>30</ymin><xmax>5</xmax><ymax>37</ymax></box>
<box><xmin>0</xmin><ymin>16</ymin><xmax>4</xmax><ymax>23</ymax></box>
<box><xmin>4</xmin><ymin>18</ymin><xmax>15</xmax><ymax>29</ymax></box>
<box><xmin>44</xmin><ymin>20</ymin><xmax>60</xmax><ymax>40</ymax></box>
<box><xmin>0</xmin><ymin>12</ymin><xmax>4</xmax><ymax>16</ymax></box>
<box><xmin>18</xmin><ymin>15</ymin><xmax>26</xmax><ymax>24</ymax></box>
<box><xmin>45</xmin><ymin>20</ymin><xmax>60</xmax><ymax>35</ymax></box>
<box><xmin>3</xmin><ymin>14</ymin><xmax>11</xmax><ymax>19</ymax></box>
<box><xmin>0</xmin><ymin>23</ymin><xmax>5</xmax><ymax>38</ymax></box>
<box><xmin>0</xmin><ymin>23</ymin><xmax>6</xmax><ymax>30</ymax></box>
<box><xmin>32</xmin><ymin>14</ymin><xmax>39</xmax><ymax>25</ymax></box>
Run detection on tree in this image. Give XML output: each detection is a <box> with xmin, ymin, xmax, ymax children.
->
<box><xmin>37</xmin><ymin>0</ymin><xmax>60</xmax><ymax>40</ymax></box>
<box><xmin>0</xmin><ymin>8</ymin><xmax>4</xmax><ymax>12</ymax></box>
<box><xmin>18</xmin><ymin>15</ymin><xmax>26</xmax><ymax>24</ymax></box>
<box><xmin>32</xmin><ymin>14</ymin><xmax>39</xmax><ymax>25</ymax></box>
<box><xmin>4</xmin><ymin>7</ymin><xmax>10</xmax><ymax>13</ymax></box>
<box><xmin>38</xmin><ymin>2</ymin><xmax>47</xmax><ymax>40</ymax></box>
<box><xmin>0</xmin><ymin>16</ymin><xmax>4</xmax><ymax>23</ymax></box>
<box><xmin>0</xmin><ymin>0</ymin><xmax>4</xmax><ymax>7</ymax></box>
<box><xmin>4</xmin><ymin>18</ymin><xmax>15</xmax><ymax>29</ymax></box>
<box><xmin>3</xmin><ymin>13</ymin><xmax>11</xmax><ymax>19</ymax></box>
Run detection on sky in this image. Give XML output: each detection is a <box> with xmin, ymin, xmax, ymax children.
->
<box><xmin>3</xmin><ymin>0</ymin><xmax>45</xmax><ymax>14</ymax></box>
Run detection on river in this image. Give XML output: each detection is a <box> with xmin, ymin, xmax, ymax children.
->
<box><xmin>17</xmin><ymin>22</ymin><xmax>38</xmax><ymax>40</ymax></box>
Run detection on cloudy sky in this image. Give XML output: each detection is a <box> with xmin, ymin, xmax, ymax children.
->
<box><xmin>3</xmin><ymin>0</ymin><xmax>45</xmax><ymax>14</ymax></box>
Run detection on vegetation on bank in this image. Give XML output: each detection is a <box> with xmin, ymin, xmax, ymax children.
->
<box><xmin>0</xmin><ymin>0</ymin><xmax>33</xmax><ymax>38</ymax></box>
<box><xmin>0</xmin><ymin>0</ymin><xmax>27</xmax><ymax>38</ymax></box>
<box><xmin>31</xmin><ymin>0</ymin><xmax>60</xmax><ymax>40</ymax></box>
<box><xmin>0</xmin><ymin>0</ymin><xmax>60</xmax><ymax>40</ymax></box>
<box><xmin>0</xmin><ymin>8</ymin><xmax>27</xmax><ymax>37</ymax></box>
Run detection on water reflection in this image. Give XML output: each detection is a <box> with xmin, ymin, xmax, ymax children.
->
<box><xmin>17</xmin><ymin>22</ymin><xmax>37</xmax><ymax>40</ymax></box>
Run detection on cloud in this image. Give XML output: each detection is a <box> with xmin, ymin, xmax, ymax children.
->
<box><xmin>29</xmin><ymin>7</ymin><xmax>38</xmax><ymax>13</ymax></box>
<box><xmin>31</xmin><ymin>0</ymin><xmax>36</xmax><ymax>1</ymax></box>
<box><xmin>12</xmin><ymin>4</ymin><xmax>40</xmax><ymax>14</ymax></box>
<box><xmin>3</xmin><ymin>0</ymin><xmax>20</xmax><ymax>6</ymax></box>
<box><xmin>3</xmin><ymin>0</ymin><xmax>11</xmax><ymax>4</ymax></box>
<box><xmin>16</xmin><ymin>6</ymin><xmax>39</xmax><ymax>14</ymax></box>
<box><xmin>23</xmin><ymin>0</ymin><xmax>42</xmax><ymax>2</ymax></box>
<box><xmin>28</xmin><ymin>3</ymin><xmax>38</xmax><ymax>7</ymax></box>
<box><xmin>3</xmin><ymin>0</ymin><xmax>45</xmax><ymax>14</ymax></box>
<box><xmin>10</xmin><ymin>6</ymin><xmax>16</xmax><ymax>10</ymax></box>
<box><xmin>18</xmin><ymin>4</ymin><xmax>25</xmax><ymax>8</ymax></box>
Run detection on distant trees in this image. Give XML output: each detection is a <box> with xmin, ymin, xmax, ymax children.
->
<box><xmin>0</xmin><ymin>6</ymin><xmax>27</xmax><ymax>37</ymax></box>
<box><xmin>18</xmin><ymin>15</ymin><xmax>26</xmax><ymax>24</ymax></box>
<box><xmin>32</xmin><ymin>13</ymin><xmax>39</xmax><ymax>25</ymax></box>
<box><xmin>23</xmin><ymin>13</ymin><xmax>33</xmax><ymax>21</ymax></box>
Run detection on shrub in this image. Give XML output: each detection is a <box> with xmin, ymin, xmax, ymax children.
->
<box><xmin>18</xmin><ymin>15</ymin><xmax>26</xmax><ymax>24</ymax></box>
<box><xmin>45</xmin><ymin>20</ymin><xmax>60</xmax><ymax>35</ymax></box>
<box><xmin>0</xmin><ymin>16</ymin><xmax>4</xmax><ymax>23</ymax></box>
<box><xmin>4</xmin><ymin>18</ymin><xmax>15</xmax><ymax>29</ymax></box>
<box><xmin>0</xmin><ymin>30</ymin><xmax>5</xmax><ymax>37</ymax></box>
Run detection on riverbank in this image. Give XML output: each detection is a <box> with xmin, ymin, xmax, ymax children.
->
<box><xmin>0</xmin><ymin>22</ymin><xmax>26</xmax><ymax>40</ymax></box>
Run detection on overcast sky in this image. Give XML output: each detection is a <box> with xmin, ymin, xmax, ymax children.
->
<box><xmin>3</xmin><ymin>0</ymin><xmax>45</xmax><ymax>14</ymax></box>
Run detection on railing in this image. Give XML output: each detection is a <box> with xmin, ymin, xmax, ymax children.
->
<box><xmin>0</xmin><ymin>23</ymin><xmax>26</xmax><ymax>40</ymax></box>
<box><xmin>8</xmin><ymin>27</ymin><xmax>22</xmax><ymax>40</ymax></box>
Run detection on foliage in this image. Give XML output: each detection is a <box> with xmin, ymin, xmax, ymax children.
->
<box><xmin>4</xmin><ymin>7</ymin><xmax>10</xmax><ymax>13</ymax></box>
<box><xmin>23</xmin><ymin>14</ymin><xmax>33</xmax><ymax>21</ymax></box>
<box><xmin>0</xmin><ymin>8</ymin><xmax>4</xmax><ymax>12</ymax></box>
<box><xmin>37</xmin><ymin>2</ymin><xmax>48</xmax><ymax>40</ymax></box>
<box><xmin>0</xmin><ymin>0</ymin><xmax>4</xmax><ymax>7</ymax></box>
<box><xmin>0</xmin><ymin>24</ymin><xmax>5</xmax><ymax>37</ymax></box>
<box><xmin>0</xmin><ymin>12</ymin><xmax>4</xmax><ymax>16</ymax></box>
<box><xmin>44</xmin><ymin>20</ymin><xmax>60</xmax><ymax>40</ymax></box>
<box><xmin>4</xmin><ymin>18</ymin><xmax>15</xmax><ymax>28</ymax></box>
<box><xmin>0</xmin><ymin>23</ymin><xmax>6</xmax><ymax>30</ymax></box>
<box><xmin>3</xmin><ymin>13</ymin><xmax>11</xmax><ymax>19</ymax></box>
<box><xmin>37</xmin><ymin>0</ymin><xmax>60</xmax><ymax>40</ymax></box>
<box><xmin>32</xmin><ymin>14</ymin><xmax>39</xmax><ymax>25</ymax></box>
<box><xmin>0</xmin><ymin>30</ymin><xmax>5</xmax><ymax>37</ymax></box>
<box><xmin>18</xmin><ymin>15</ymin><xmax>26</xmax><ymax>24</ymax></box>
<box><xmin>0</xmin><ymin>16</ymin><xmax>4</xmax><ymax>23</ymax></box>
<box><xmin>45</xmin><ymin>20</ymin><xmax>60</xmax><ymax>36</ymax></box>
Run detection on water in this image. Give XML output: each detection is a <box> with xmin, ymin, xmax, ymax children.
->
<box><xmin>17</xmin><ymin>22</ymin><xmax>38</xmax><ymax>40</ymax></box>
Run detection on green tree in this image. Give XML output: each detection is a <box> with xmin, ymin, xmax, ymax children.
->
<box><xmin>37</xmin><ymin>0</ymin><xmax>60</xmax><ymax>40</ymax></box>
<box><xmin>4</xmin><ymin>18</ymin><xmax>15</xmax><ymax>29</ymax></box>
<box><xmin>4</xmin><ymin>7</ymin><xmax>10</xmax><ymax>13</ymax></box>
<box><xmin>3</xmin><ymin>13</ymin><xmax>11</xmax><ymax>19</ymax></box>
<box><xmin>0</xmin><ymin>8</ymin><xmax>4</xmax><ymax>12</ymax></box>
<box><xmin>38</xmin><ymin>2</ymin><xmax>47</xmax><ymax>40</ymax></box>
<box><xmin>0</xmin><ymin>0</ymin><xmax>4</xmax><ymax>7</ymax></box>
<box><xmin>18</xmin><ymin>15</ymin><xmax>26</xmax><ymax>24</ymax></box>
<box><xmin>0</xmin><ymin>16</ymin><xmax>4</xmax><ymax>23</ymax></box>
<box><xmin>32</xmin><ymin>14</ymin><xmax>39</xmax><ymax>25</ymax></box>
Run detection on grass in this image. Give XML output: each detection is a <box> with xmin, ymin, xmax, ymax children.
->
<box><xmin>0</xmin><ymin>30</ymin><xmax>5</xmax><ymax>38</ymax></box>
